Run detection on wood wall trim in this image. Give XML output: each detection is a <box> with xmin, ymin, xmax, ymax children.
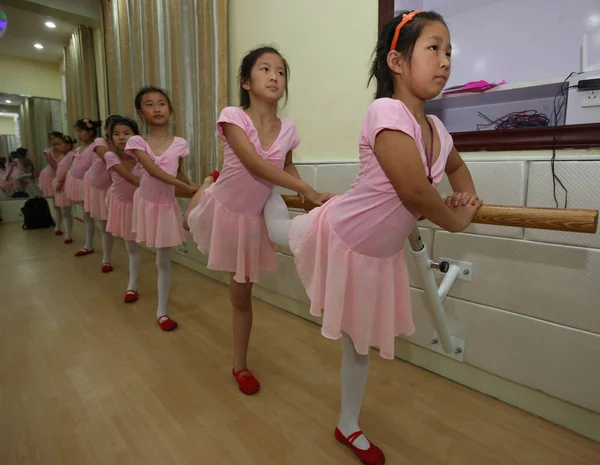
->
<box><xmin>452</xmin><ymin>123</ymin><xmax>600</xmax><ymax>152</ymax></box>
<box><xmin>378</xmin><ymin>0</ymin><xmax>394</xmax><ymax>35</ymax></box>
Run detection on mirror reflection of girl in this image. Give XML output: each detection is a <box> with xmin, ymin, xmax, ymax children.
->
<box><xmin>263</xmin><ymin>10</ymin><xmax>482</xmax><ymax>465</ymax></box>
<box><xmin>63</xmin><ymin>118</ymin><xmax>104</xmax><ymax>256</ymax></box>
<box><xmin>0</xmin><ymin>157</ymin><xmax>10</xmax><ymax>199</ymax></box>
<box><xmin>10</xmin><ymin>148</ymin><xmax>35</xmax><ymax>195</ymax></box>
<box><xmin>105</xmin><ymin>118</ymin><xmax>142</xmax><ymax>303</ymax></box>
<box><xmin>52</xmin><ymin>135</ymin><xmax>78</xmax><ymax>244</ymax></box>
<box><xmin>125</xmin><ymin>86</ymin><xmax>198</xmax><ymax>332</ymax></box>
<box><xmin>83</xmin><ymin>115</ymin><xmax>123</xmax><ymax>273</ymax></box>
<box><xmin>39</xmin><ymin>131</ymin><xmax>65</xmax><ymax>235</ymax></box>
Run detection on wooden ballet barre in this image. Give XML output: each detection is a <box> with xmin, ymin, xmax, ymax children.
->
<box><xmin>281</xmin><ymin>195</ymin><xmax>599</xmax><ymax>234</ymax></box>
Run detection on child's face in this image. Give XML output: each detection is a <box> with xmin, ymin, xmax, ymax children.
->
<box><xmin>404</xmin><ymin>21</ymin><xmax>452</xmax><ymax>100</ymax></box>
<box><xmin>244</xmin><ymin>53</ymin><xmax>286</xmax><ymax>104</ymax></box>
<box><xmin>137</xmin><ymin>92</ymin><xmax>172</xmax><ymax>125</ymax></box>
<box><xmin>111</xmin><ymin>124</ymin><xmax>135</xmax><ymax>151</ymax></box>
<box><xmin>56</xmin><ymin>139</ymin><xmax>71</xmax><ymax>154</ymax></box>
<box><xmin>77</xmin><ymin>128</ymin><xmax>94</xmax><ymax>143</ymax></box>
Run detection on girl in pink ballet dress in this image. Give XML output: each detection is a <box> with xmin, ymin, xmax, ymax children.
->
<box><xmin>63</xmin><ymin>118</ymin><xmax>104</xmax><ymax>255</ymax></box>
<box><xmin>83</xmin><ymin>115</ymin><xmax>123</xmax><ymax>273</ymax></box>
<box><xmin>105</xmin><ymin>117</ymin><xmax>143</xmax><ymax>303</ymax></box>
<box><xmin>53</xmin><ymin>134</ymin><xmax>78</xmax><ymax>245</ymax></box>
<box><xmin>125</xmin><ymin>86</ymin><xmax>198</xmax><ymax>332</ymax></box>
<box><xmin>39</xmin><ymin>132</ymin><xmax>65</xmax><ymax>235</ymax></box>
<box><xmin>263</xmin><ymin>11</ymin><xmax>482</xmax><ymax>465</ymax></box>
<box><xmin>184</xmin><ymin>46</ymin><xmax>330</xmax><ymax>395</ymax></box>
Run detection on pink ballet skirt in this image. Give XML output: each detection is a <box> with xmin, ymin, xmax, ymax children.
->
<box><xmin>39</xmin><ymin>149</ymin><xmax>56</xmax><ymax>196</ymax></box>
<box><xmin>131</xmin><ymin>189</ymin><xmax>186</xmax><ymax>247</ymax></box>
<box><xmin>65</xmin><ymin>171</ymin><xmax>85</xmax><ymax>202</ymax></box>
<box><xmin>39</xmin><ymin>167</ymin><xmax>55</xmax><ymax>196</ymax></box>
<box><xmin>106</xmin><ymin>190</ymin><xmax>135</xmax><ymax>241</ymax></box>
<box><xmin>187</xmin><ymin>188</ymin><xmax>277</xmax><ymax>283</ymax></box>
<box><xmin>288</xmin><ymin>196</ymin><xmax>414</xmax><ymax>360</ymax></box>
<box><xmin>84</xmin><ymin>183</ymin><xmax>108</xmax><ymax>220</ymax></box>
<box><xmin>52</xmin><ymin>178</ymin><xmax>72</xmax><ymax>208</ymax></box>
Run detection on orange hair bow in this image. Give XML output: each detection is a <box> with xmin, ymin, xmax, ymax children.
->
<box><xmin>390</xmin><ymin>10</ymin><xmax>423</xmax><ymax>52</ymax></box>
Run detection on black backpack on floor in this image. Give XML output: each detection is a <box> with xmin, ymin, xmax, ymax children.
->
<box><xmin>22</xmin><ymin>197</ymin><xmax>55</xmax><ymax>230</ymax></box>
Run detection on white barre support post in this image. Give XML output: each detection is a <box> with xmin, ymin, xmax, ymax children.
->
<box><xmin>408</xmin><ymin>226</ymin><xmax>462</xmax><ymax>356</ymax></box>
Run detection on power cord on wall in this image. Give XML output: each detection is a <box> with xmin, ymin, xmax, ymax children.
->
<box><xmin>551</xmin><ymin>73</ymin><xmax>577</xmax><ymax>209</ymax></box>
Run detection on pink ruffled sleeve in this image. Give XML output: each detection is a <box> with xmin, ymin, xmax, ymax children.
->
<box><xmin>104</xmin><ymin>151</ymin><xmax>121</xmax><ymax>171</ymax></box>
<box><xmin>56</xmin><ymin>151</ymin><xmax>75</xmax><ymax>180</ymax></box>
<box><xmin>125</xmin><ymin>136</ymin><xmax>149</xmax><ymax>159</ymax></box>
<box><xmin>363</xmin><ymin>98</ymin><xmax>419</xmax><ymax>149</ymax></box>
<box><xmin>216</xmin><ymin>107</ymin><xmax>249</xmax><ymax>142</ymax></box>
<box><xmin>178</xmin><ymin>139</ymin><xmax>190</xmax><ymax>158</ymax></box>
<box><xmin>290</xmin><ymin>125</ymin><xmax>300</xmax><ymax>152</ymax></box>
<box><xmin>93</xmin><ymin>137</ymin><xmax>108</xmax><ymax>150</ymax></box>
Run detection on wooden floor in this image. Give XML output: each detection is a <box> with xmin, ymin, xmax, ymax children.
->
<box><xmin>1</xmin><ymin>221</ymin><xmax>599</xmax><ymax>465</ymax></box>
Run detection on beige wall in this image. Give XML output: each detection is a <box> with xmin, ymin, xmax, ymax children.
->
<box><xmin>228</xmin><ymin>0</ymin><xmax>378</xmax><ymax>162</ymax></box>
<box><xmin>0</xmin><ymin>54</ymin><xmax>62</xmax><ymax>100</ymax></box>
<box><xmin>0</xmin><ymin>116</ymin><xmax>16</xmax><ymax>135</ymax></box>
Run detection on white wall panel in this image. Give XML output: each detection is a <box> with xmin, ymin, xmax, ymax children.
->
<box><xmin>525</xmin><ymin>161</ymin><xmax>600</xmax><ymax>249</ymax></box>
<box><xmin>433</xmin><ymin>232</ymin><xmax>600</xmax><ymax>334</ymax></box>
<box><xmin>315</xmin><ymin>163</ymin><xmax>360</xmax><ymax>195</ymax></box>
<box><xmin>401</xmin><ymin>289</ymin><xmax>600</xmax><ymax>413</ymax></box>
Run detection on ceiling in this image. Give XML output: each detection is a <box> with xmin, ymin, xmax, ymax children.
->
<box><xmin>0</xmin><ymin>0</ymin><xmax>99</xmax><ymax>63</ymax></box>
<box><xmin>0</xmin><ymin>93</ymin><xmax>27</xmax><ymax>107</ymax></box>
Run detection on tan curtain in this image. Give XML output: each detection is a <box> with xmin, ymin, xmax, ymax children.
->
<box><xmin>64</xmin><ymin>26</ymin><xmax>99</xmax><ymax>136</ymax></box>
<box><xmin>101</xmin><ymin>0</ymin><xmax>228</xmax><ymax>182</ymax></box>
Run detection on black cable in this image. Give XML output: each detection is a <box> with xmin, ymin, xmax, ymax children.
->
<box><xmin>551</xmin><ymin>73</ymin><xmax>577</xmax><ymax>208</ymax></box>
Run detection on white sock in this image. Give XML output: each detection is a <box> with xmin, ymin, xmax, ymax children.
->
<box><xmin>337</xmin><ymin>333</ymin><xmax>371</xmax><ymax>450</ymax></box>
<box><xmin>156</xmin><ymin>247</ymin><xmax>171</xmax><ymax>318</ymax></box>
<box><xmin>53</xmin><ymin>200</ymin><xmax>63</xmax><ymax>232</ymax></box>
<box><xmin>264</xmin><ymin>190</ymin><xmax>292</xmax><ymax>248</ymax></box>
<box><xmin>125</xmin><ymin>240</ymin><xmax>141</xmax><ymax>291</ymax></box>
<box><xmin>62</xmin><ymin>207</ymin><xmax>73</xmax><ymax>238</ymax></box>
<box><xmin>83</xmin><ymin>211</ymin><xmax>95</xmax><ymax>250</ymax></box>
<box><xmin>99</xmin><ymin>220</ymin><xmax>114</xmax><ymax>264</ymax></box>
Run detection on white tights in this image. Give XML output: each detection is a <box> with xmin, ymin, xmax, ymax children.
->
<box><xmin>124</xmin><ymin>240</ymin><xmax>141</xmax><ymax>291</ymax></box>
<box><xmin>264</xmin><ymin>191</ymin><xmax>371</xmax><ymax>449</ymax></box>
<box><xmin>83</xmin><ymin>211</ymin><xmax>95</xmax><ymax>251</ymax></box>
<box><xmin>61</xmin><ymin>207</ymin><xmax>73</xmax><ymax>239</ymax></box>
<box><xmin>263</xmin><ymin>190</ymin><xmax>293</xmax><ymax>249</ymax></box>
<box><xmin>52</xmin><ymin>199</ymin><xmax>63</xmax><ymax>232</ymax></box>
<box><xmin>99</xmin><ymin>220</ymin><xmax>114</xmax><ymax>264</ymax></box>
<box><xmin>155</xmin><ymin>247</ymin><xmax>172</xmax><ymax>318</ymax></box>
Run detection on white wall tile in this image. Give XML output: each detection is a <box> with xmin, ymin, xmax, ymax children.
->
<box><xmin>432</xmin><ymin>231</ymin><xmax>600</xmax><ymax>335</ymax></box>
<box><xmin>315</xmin><ymin>163</ymin><xmax>359</xmax><ymax>194</ymax></box>
<box><xmin>401</xmin><ymin>290</ymin><xmax>600</xmax><ymax>414</ymax></box>
<box><xmin>525</xmin><ymin>161</ymin><xmax>600</xmax><ymax>248</ymax></box>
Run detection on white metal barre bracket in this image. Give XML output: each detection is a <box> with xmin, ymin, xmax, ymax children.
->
<box><xmin>408</xmin><ymin>227</ymin><xmax>469</xmax><ymax>361</ymax></box>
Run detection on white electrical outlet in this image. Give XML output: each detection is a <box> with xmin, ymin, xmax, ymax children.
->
<box><xmin>582</xmin><ymin>90</ymin><xmax>600</xmax><ymax>108</ymax></box>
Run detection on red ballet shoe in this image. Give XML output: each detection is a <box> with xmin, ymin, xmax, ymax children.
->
<box><xmin>64</xmin><ymin>238</ymin><xmax>73</xmax><ymax>244</ymax></box>
<box><xmin>209</xmin><ymin>170</ymin><xmax>220</xmax><ymax>182</ymax></box>
<box><xmin>101</xmin><ymin>263</ymin><xmax>113</xmax><ymax>273</ymax></box>
<box><xmin>124</xmin><ymin>290</ymin><xmax>139</xmax><ymax>303</ymax></box>
<box><xmin>54</xmin><ymin>230</ymin><xmax>63</xmax><ymax>236</ymax></box>
<box><xmin>334</xmin><ymin>428</ymin><xmax>385</xmax><ymax>465</ymax></box>
<box><xmin>232</xmin><ymin>368</ymin><xmax>260</xmax><ymax>395</ymax></box>
<box><xmin>75</xmin><ymin>248</ymin><xmax>93</xmax><ymax>257</ymax></box>
<box><xmin>157</xmin><ymin>315</ymin><xmax>177</xmax><ymax>332</ymax></box>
